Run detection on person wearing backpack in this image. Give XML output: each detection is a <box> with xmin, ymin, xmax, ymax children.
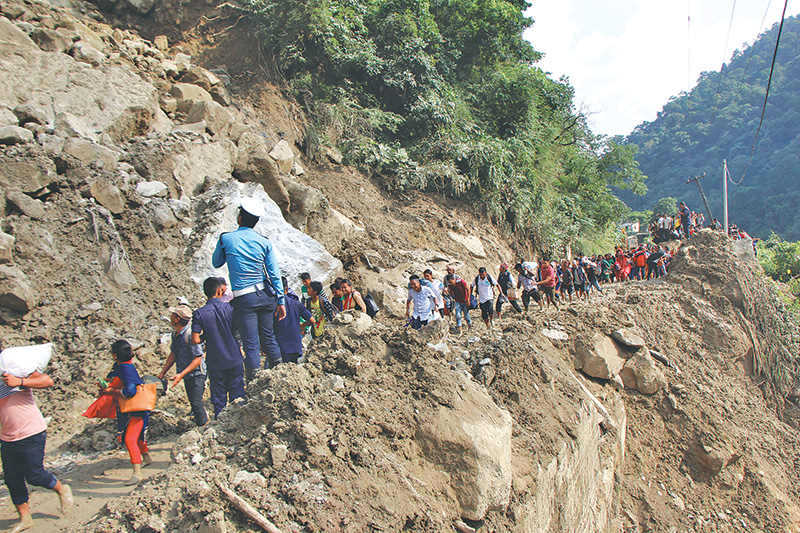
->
<box><xmin>633</xmin><ymin>246</ymin><xmax>648</xmax><ymax>281</ymax></box>
<box><xmin>515</xmin><ymin>262</ymin><xmax>543</xmax><ymax>312</ymax></box>
<box><xmin>471</xmin><ymin>267</ymin><xmax>499</xmax><ymax>334</ymax></box>
<box><xmin>495</xmin><ymin>263</ymin><xmax>522</xmax><ymax>318</ymax></box>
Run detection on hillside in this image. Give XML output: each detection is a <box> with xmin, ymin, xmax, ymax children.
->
<box><xmin>622</xmin><ymin>15</ymin><xmax>800</xmax><ymax>240</ymax></box>
<box><xmin>0</xmin><ymin>0</ymin><xmax>800</xmax><ymax>531</ymax></box>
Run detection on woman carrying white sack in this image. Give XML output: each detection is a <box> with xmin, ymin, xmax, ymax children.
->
<box><xmin>0</xmin><ymin>343</ymin><xmax>73</xmax><ymax>532</ymax></box>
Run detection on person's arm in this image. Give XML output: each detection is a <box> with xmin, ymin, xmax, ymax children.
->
<box><xmin>212</xmin><ymin>235</ymin><xmax>226</xmax><ymax>268</ymax></box>
<box><xmin>191</xmin><ymin>332</ymin><xmax>203</xmax><ymax>345</ymax></box>
<box><xmin>171</xmin><ymin>356</ymin><xmax>203</xmax><ymax>388</ymax></box>
<box><xmin>263</xmin><ymin>241</ymin><xmax>286</xmax><ymax>307</ymax></box>
<box><xmin>157</xmin><ymin>352</ymin><xmax>176</xmax><ymax>380</ymax></box>
<box><xmin>2</xmin><ymin>371</ymin><xmax>53</xmax><ymax>389</ymax></box>
<box><xmin>354</xmin><ymin>291</ymin><xmax>366</xmax><ymax>312</ymax></box>
<box><xmin>406</xmin><ymin>295</ymin><xmax>413</xmax><ymax>317</ymax></box>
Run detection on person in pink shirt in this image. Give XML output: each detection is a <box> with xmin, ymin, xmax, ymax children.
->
<box><xmin>536</xmin><ymin>256</ymin><xmax>559</xmax><ymax>310</ymax></box>
<box><xmin>0</xmin><ymin>368</ymin><xmax>73</xmax><ymax>532</ymax></box>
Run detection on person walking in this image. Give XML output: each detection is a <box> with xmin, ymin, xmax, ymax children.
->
<box><xmin>496</xmin><ymin>263</ymin><xmax>522</xmax><ymax>318</ymax></box>
<box><xmin>305</xmin><ymin>281</ymin><xmax>338</xmax><ymax>338</ymax></box>
<box><xmin>471</xmin><ymin>267</ymin><xmax>499</xmax><ymax>334</ymax></box>
<box><xmin>446</xmin><ymin>271</ymin><xmax>472</xmax><ymax>335</ymax></box>
<box><xmin>274</xmin><ymin>284</ymin><xmax>316</xmax><ymax>363</ymax></box>
<box><xmin>212</xmin><ymin>198</ymin><xmax>286</xmax><ymax>380</ymax></box>
<box><xmin>537</xmin><ymin>257</ymin><xmax>559</xmax><ymax>310</ymax></box>
<box><xmin>0</xmin><ymin>367</ymin><xmax>73</xmax><ymax>532</ymax></box>
<box><xmin>192</xmin><ymin>277</ymin><xmax>246</xmax><ymax>419</ymax></box>
<box><xmin>406</xmin><ymin>275</ymin><xmax>438</xmax><ymax>329</ymax></box>
<box><xmin>157</xmin><ymin>305</ymin><xmax>208</xmax><ymax>427</ymax></box>
<box><xmin>515</xmin><ymin>262</ymin><xmax>543</xmax><ymax>312</ymax></box>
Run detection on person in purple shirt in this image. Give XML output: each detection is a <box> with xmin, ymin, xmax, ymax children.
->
<box><xmin>274</xmin><ymin>280</ymin><xmax>316</xmax><ymax>364</ymax></box>
<box><xmin>192</xmin><ymin>277</ymin><xmax>246</xmax><ymax>418</ymax></box>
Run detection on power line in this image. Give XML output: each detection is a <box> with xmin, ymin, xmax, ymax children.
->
<box><xmin>707</xmin><ymin>0</ymin><xmax>738</xmax><ymax>125</ymax></box>
<box><xmin>731</xmin><ymin>0</ymin><xmax>788</xmax><ymax>185</ymax></box>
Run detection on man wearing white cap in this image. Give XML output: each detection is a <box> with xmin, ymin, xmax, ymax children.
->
<box><xmin>212</xmin><ymin>198</ymin><xmax>286</xmax><ymax>379</ymax></box>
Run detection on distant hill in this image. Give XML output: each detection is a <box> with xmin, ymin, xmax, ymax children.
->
<box><xmin>621</xmin><ymin>15</ymin><xmax>800</xmax><ymax>240</ymax></box>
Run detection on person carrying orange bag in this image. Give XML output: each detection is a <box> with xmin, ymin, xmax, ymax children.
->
<box><xmin>99</xmin><ymin>340</ymin><xmax>152</xmax><ymax>485</ymax></box>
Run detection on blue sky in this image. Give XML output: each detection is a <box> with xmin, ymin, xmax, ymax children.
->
<box><xmin>524</xmin><ymin>0</ymin><xmax>798</xmax><ymax>137</ymax></box>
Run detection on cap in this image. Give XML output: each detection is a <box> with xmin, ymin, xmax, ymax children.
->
<box><xmin>168</xmin><ymin>305</ymin><xmax>192</xmax><ymax>320</ymax></box>
<box><xmin>240</xmin><ymin>197</ymin><xmax>266</xmax><ymax>218</ymax></box>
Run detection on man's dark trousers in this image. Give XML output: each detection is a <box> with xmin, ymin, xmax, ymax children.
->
<box><xmin>208</xmin><ymin>366</ymin><xmax>245</xmax><ymax>418</ymax></box>
<box><xmin>232</xmin><ymin>289</ymin><xmax>282</xmax><ymax>371</ymax></box>
<box><xmin>183</xmin><ymin>374</ymin><xmax>209</xmax><ymax>426</ymax></box>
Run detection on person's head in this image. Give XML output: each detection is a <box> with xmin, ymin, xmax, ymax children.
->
<box><xmin>203</xmin><ymin>276</ymin><xmax>225</xmax><ymax>299</ymax></box>
<box><xmin>300</xmin><ymin>272</ymin><xmax>311</xmax><ymax>287</ymax></box>
<box><xmin>423</xmin><ymin>269</ymin><xmax>434</xmax><ymax>282</ymax></box>
<box><xmin>169</xmin><ymin>305</ymin><xmax>192</xmax><ymax>331</ymax></box>
<box><xmin>238</xmin><ymin>208</ymin><xmax>259</xmax><ymax>229</ymax></box>
<box><xmin>514</xmin><ymin>263</ymin><xmax>523</xmax><ymax>273</ymax></box>
<box><xmin>446</xmin><ymin>265</ymin><xmax>455</xmax><ymax>276</ymax></box>
<box><xmin>330</xmin><ymin>282</ymin><xmax>342</xmax><ymax>298</ymax></box>
<box><xmin>238</xmin><ymin>198</ymin><xmax>264</xmax><ymax>228</ymax></box>
<box><xmin>111</xmin><ymin>339</ymin><xmax>133</xmax><ymax>363</ymax></box>
<box><xmin>309</xmin><ymin>281</ymin><xmax>323</xmax><ymax>299</ymax></box>
<box><xmin>409</xmin><ymin>275</ymin><xmax>421</xmax><ymax>292</ymax></box>
<box><xmin>281</xmin><ymin>276</ymin><xmax>289</xmax><ymax>292</ymax></box>
<box><xmin>478</xmin><ymin>266</ymin><xmax>487</xmax><ymax>279</ymax></box>
<box><xmin>499</xmin><ymin>262</ymin><xmax>508</xmax><ymax>273</ymax></box>
<box><xmin>340</xmin><ymin>279</ymin><xmax>353</xmax><ymax>294</ymax></box>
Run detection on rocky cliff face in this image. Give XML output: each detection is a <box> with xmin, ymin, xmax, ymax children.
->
<box><xmin>1</xmin><ymin>0</ymin><xmax>799</xmax><ymax>531</ymax></box>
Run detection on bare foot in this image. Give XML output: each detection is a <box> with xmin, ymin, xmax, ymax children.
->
<box><xmin>10</xmin><ymin>514</ymin><xmax>34</xmax><ymax>533</ymax></box>
<box><xmin>59</xmin><ymin>484</ymin><xmax>74</xmax><ymax>514</ymax></box>
<box><xmin>142</xmin><ymin>452</ymin><xmax>153</xmax><ymax>467</ymax></box>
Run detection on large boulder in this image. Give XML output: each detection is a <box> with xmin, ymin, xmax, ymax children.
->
<box><xmin>0</xmin><ymin>230</ymin><xmax>14</xmax><ymax>263</ymax></box>
<box><xmin>6</xmin><ymin>190</ymin><xmax>45</xmax><ymax>219</ymax></box>
<box><xmin>619</xmin><ymin>351</ymin><xmax>667</xmax><ymax>394</ymax></box>
<box><xmin>0</xmin><ymin>150</ymin><xmax>57</xmax><ymax>193</ymax></box>
<box><xmin>179</xmin><ymin>67</ymin><xmax>220</xmax><ymax>92</ymax></box>
<box><xmin>234</xmin><ymin>132</ymin><xmax>290</xmax><ymax>214</ymax></box>
<box><xmin>0</xmin><ymin>265</ymin><xmax>35</xmax><ymax>313</ymax></box>
<box><xmin>63</xmin><ymin>138</ymin><xmax>120</xmax><ymax>170</ymax></box>
<box><xmin>0</xmin><ymin>19</ymin><xmax>161</xmax><ymax>142</ymax></box>
<box><xmin>0</xmin><ymin>125</ymin><xmax>33</xmax><ymax>145</ymax></box>
<box><xmin>611</xmin><ymin>328</ymin><xmax>646</xmax><ymax>350</ymax></box>
<box><xmin>269</xmin><ymin>139</ymin><xmax>294</xmax><ymax>173</ymax></box>
<box><xmin>185</xmin><ymin>100</ymin><xmax>234</xmax><ymax>137</ymax></box>
<box><xmin>89</xmin><ymin>179</ymin><xmax>126</xmax><ymax>215</ymax></box>
<box><xmin>447</xmin><ymin>231</ymin><xmax>487</xmax><ymax>258</ymax></box>
<box><xmin>574</xmin><ymin>333</ymin><xmax>626</xmax><ymax>381</ymax></box>
<box><xmin>416</xmin><ymin>371</ymin><xmax>513</xmax><ymax>521</ymax></box>
<box><xmin>172</xmin><ymin>140</ymin><xmax>237</xmax><ymax>196</ymax></box>
<box><xmin>170</xmin><ymin>83</ymin><xmax>213</xmax><ymax>113</ymax></box>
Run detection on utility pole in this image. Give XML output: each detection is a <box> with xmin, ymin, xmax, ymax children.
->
<box><xmin>723</xmin><ymin>160</ymin><xmax>729</xmax><ymax>234</ymax></box>
<box><xmin>686</xmin><ymin>173</ymin><xmax>714</xmax><ymax>226</ymax></box>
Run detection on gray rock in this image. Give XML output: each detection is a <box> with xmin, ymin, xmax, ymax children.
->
<box><xmin>173</xmin><ymin>53</ymin><xmax>191</xmax><ymax>74</ymax></box>
<box><xmin>63</xmin><ymin>138</ymin><xmax>119</xmax><ymax>170</ymax></box>
<box><xmin>170</xmin><ymin>121</ymin><xmax>206</xmax><ymax>135</ymax></box>
<box><xmin>185</xmin><ymin>100</ymin><xmax>234</xmax><ymax>137</ymax></box>
<box><xmin>31</xmin><ymin>28</ymin><xmax>69</xmax><ymax>52</ymax></box>
<box><xmin>209</xmin><ymin>85</ymin><xmax>231</xmax><ymax>107</ymax></box>
<box><xmin>160</xmin><ymin>59</ymin><xmax>178</xmax><ymax>78</ymax></box>
<box><xmin>232</xmin><ymin>470</ymin><xmax>266</xmax><ymax>487</ymax></box>
<box><xmin>612</xmin><ymin>328</ymin><xmax>646</xmax><ymax>350</ymax></box>
<box><xmin>0</xmin><ymin>265</ymin><xmax>35</xmax><ymax>313</ymax></box>
<box><xmin>234</xmin><ymin>132</ymin><xmax>289</xmax><ymax>213</ymax></box>
<box><xmin>574</xmin><ymin>333</ymin><xmax>626</xmax><ymax>381</ymax></box>
<box><xmin>270</xmin><ymin>444</ymin><xmax>288</xmax><ymax>468</ymax></box>
<box><xmin>173</xmin><ymin>140</ymin><xmax>237</xmax><ymax>196</ymax></box>
<box><xmin>147</xmin><ymin>199</ymin><xmax>178</xmax><ymax>228</ymax></box>
<box><xmin>179</xmin><ymin>66</ymin><xmax>220</xmax><ymax>92</ymax></box>
<box><xmin>324</xmin><ymin>146</ymin><xmax>343</xmax><ymax>165</ymax></box>
<box><xmin>6</xmin><ymin>190</ymin><xmax>45</xmax><ymax>219</ymax></box>
<box><xmin>153</xmin><ymin>35</ymin><xmax>168</xmax><ymax>51</ymax></box>
<box><xmin>123</xmin><ymin>0</ymin><xmax>155</xmax><ymax>14</ymax></box>
<box><xmin>71</xmin><ymin>41</ymin><xmax>105</xmax><ymax>67</ymax></box>
<box><xmin>0</xmin><ymin>231</ymin><xmax>14</xmax><ymax>263</ymax></box>
<box><xmin>291</xmin><ymin>161</ymin><xmax>305</xmax><ymax>176</ymax></box>
<box><xmin>0</xmin><ymin>17</ymin><xmax>35</xmax><ymax>48</ymax></box>
<box><xmin>619</xmin><ymin>351</ymin><xmax>667</xmax><ymax>394</ymax></box>
<box><xmin>0</xmin><ymin>126</ymin><xmax>33</xmax><ymax>145</ymax></box>
<box><xmin>135</xmin><ymin>181</ymin><xmax>168</xmax><ymax>198</ymax></box>
<box><xmin>0</xmin><ymin>106</ymin><xmax>18</xmax><ymax>127</ymax></box>
<box><xmin>198</xmin><ymin>510</ymin><xmax>228</xmax><ymax>533</ymax></box>
<box><xmin>269</xmin><ymin>139</ymin><xmax>294</xmax><ymax>173</ymax></box>
<box><xmin>53</xmin><ymin>113</ymin><xmax>84</xmax><ymax>138</ymax></box>
<box><xmin>1</xmin><ymin>3</ymin><xmax>26</xmax><ymax>19</ymax></box>
<box><xmin>169</xmin><ymin>83</ymin><xmax>213</xmax><ymax>113</ymax></box>
<box><xmin>0</xmin><ymin>155</ymin><xmax>56</xmax><ymax>193</ymax></box>
<box><xmin>229</xmin><ymin>123</ymin><xmax>250</xmax><ymax>141</ymax></box>
<box><xmin>90</xmin><ymin>179</ymin><xmax>126</xmax><ymax>215</ymax></box>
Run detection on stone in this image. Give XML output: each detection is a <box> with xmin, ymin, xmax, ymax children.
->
<box><xmin>0</xmin><ymin>17</ymin><xmax>34</xmax><ymax>47</ymax></box>
<box><xmin>90</xmin><ymin>179</ymin><xmax>126</xmax><ymax>215</ymax></box>
<box><xmin>13</xmin><ymin>105</ymin><xmax>48</xmax><ymax>126</ymax></box>
<box><xmin>574</xmin><ymin>333</ymin><xmax>626</xmax><ymax>381</ymax></box>
<box><xmin>161</xmin><ymin>59</ymin><xmax>179</xmax><ymax>78</ymax></box>
<box><xmin>63</xmin><ymin>138</ymin><xmax>119</xmax><ymax>170</ymax></box>
<box><xmin>417</xmin><ymin>371</ymin><xmax>513</xmax><ymax>521</ymax></box>
<box><xmin>123</xmin><ymin>0</ymin><xmax>155</xmax><ymax>14</ymax></box>
<box><xmin>323</xmin><ymin>146</ymin><xmax>343</xmax><ymax>165</ymax></box>
<box><xmin>447</xmin><ymin>231</ymin><xmax>487</xmax><ymax>258</ymax></box>
<box><xmin>541</xmin><ymin>328</ymin><xmax>568</xmax><ymax>341</ymax></box>
<box><xmin>0</xmin><ymin>231</ymin><xmax>14</xmax><ymax>263</ymax></box>
<box><xmin>327</xmin><ymin>375</ymin><xmax>345</xmax><ymax>391</ymax></box>
<box><xmin>153</xmin><ymin>35</ymin><xmax>168</xmax><ymax>51</ymax></box>
<box><xmin>185</xmin><ymin>100</ymin><xmax>234</xmax><ymax>137</ymax></box>
<box><xmin>229</xmin><ymin>123</ymin><xmax>250</xmax><ymax>141</ymax></box>
<box><xmin>612</xmin><ymin>328</ymin><xmax>646</xmax><ymax>350</ymax></box>
<box><xmin>0</xmin><ymin>126</ymin><xmax>33</xmax><ymax>145</ymax></box>
<box><xmin>198</xmin><ymin>510</ymin><xmax>228</xmax><ymax>533</ymax></box>
<box><xmin>271</xmin><ymin>444</ymin><xmax>288</xmax><ymax>468</ymax></box>
<box><xmin>209</xmin><ymin>85</ymin><xmax>231</xmax><ymax>107</ymax></box>
<box><xmin>0</xmin><ymin>265</ymin><xmax>35</xmax><ymax>313</ymax></box>
<box><xmin>291</xmin><ymin>161</ymin><xmax>305</xmax><ymax>176</ymax></box>
<box><xmin>232</xmin><ymin>470</ymin><xmax>267</xmax><ymax>487</ymax></box>
<box><xmin>1</xmin><ymin>3</ymin><xmax>25</xmax><ymax>18</ymax></box>
<box><xmin>30</xmin><ymin>28</ymin><xmax>69</xmax><ymax>52</ymax></box>
<box><xmin>179</xmin><ymin>66</ymin><xmax>220</xmax><ymax>92</ymax></box>
<box><xmin>269</xmin><ymin>139</ymin><xmax>294</xmax><ymax>173</ymax></box>
<box><xmin>6</xmin><ymin>190</ymin><xmax>45</xmax><ymax>219</ymax></box>
<box><xmin>0</xmin><ymin>106</ymin><xmax>18</xmax><ymax>127</ymax></box>
<box><xmin>53</xmin><ymin>113</ymin><xmax>84</xmax><ymax>138</ymax></box>
<box><xmin>233</xmin><ymin>133</ymin><xmax>289</xmax><ymax>214</ymax></box>
<box><xmin>690</xmin><ymin>441</ymin><xmax>732</xmax><ymax>478</ymax></box>
<box><xmin>71</xmin><ymin>41</ymin><xmax>104</xmax><ymax>67</ymax></box>
<box><xmin>173</xmin><ymin>53</ymin><xmax>191</xmax><ymax>74</ymax></box>
<box><xmin>169</xmin><ymin>83</ymin><xmax>213</xmax><ymax>113</ymax></box>
<box><xmin>619</xmin><ymin>351</ymin><xmax>667</xmax><ymax>395</ymax></box>
<box><xmin>416</xmin><ymin>318</ymin><xmax>448</xmax><ymax>343</ymax></box>
<box><xmin>172</xmin><ymin>140</ymin><xmax>237</xmax><ymax>196</ymax></box>
<box><xmin>158</xmin><ymin>95</ymin><xmax>178</xmax><ymax>114</ymax></box>
<box><xmin>146</xmin><ymin>198</ymin><xmax>179</xmax><ymax>228</ymax></box>
<box><xmin>0</xmin><ymin>156</ymin><xmax>56</xmax><ymax>193</ymax></box>
<box><xmin>136</xmin><ymin>181</ymin><xmax>168</xmax><ymax>198</ymax></box>
<box><xmin>170</xmin><ymin>121</ymin><xmax>207</xmax><ymax>135</ymax></box>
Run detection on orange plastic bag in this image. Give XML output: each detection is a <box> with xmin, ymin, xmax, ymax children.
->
<box><xmin>82</xmin><ymin>394</ymin><xmax>117</xmax><ymax>419</ymax></box>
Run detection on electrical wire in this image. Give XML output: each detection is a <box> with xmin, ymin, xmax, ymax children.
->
<box><xmin>707</xmin><ymin>0</ymin><xmax>738</xmax><ymax>125</ymax></box>
<box><xmin>730</xmin><ymin>0</ymin><xmax>789</xmax><ymax>185</ymax></box>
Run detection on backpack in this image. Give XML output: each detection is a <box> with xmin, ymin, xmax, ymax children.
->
<box><xmin>469</xmin><ymin>294</ymin><xmax>478</xmax><ymax>309</ymax></box>
<box><xmin>473</xmin><ymin>275</ymin><xmax>495</xmax><ymax>289</ymax></box>
<box><xmin>364</xmin><ymin>294</ymin><xmax>380</xmax><ymax>318</ymax></box>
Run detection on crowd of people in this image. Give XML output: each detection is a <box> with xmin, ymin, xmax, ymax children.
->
<box><xmin>0</xmin><ymin>197</ymin><xmax>754</xmax><ymax>531</ymax></box>
<box><xmin>649</xmin><ymin>201</ymin><xmax>752</xmax><ymax>243</ymax></box>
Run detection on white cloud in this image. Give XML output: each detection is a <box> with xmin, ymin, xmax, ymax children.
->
<box><xmin>524</xmin><ymin>0</ymin><xmax>798</xmax><ymax>136</ymax></box>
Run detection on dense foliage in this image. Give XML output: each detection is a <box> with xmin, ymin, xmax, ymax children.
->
<box><xmin>622</xmin><ymin>16</ymin><xmax>800</xmax><ymax>240</ymax></box>
<box><xmin>241</xmin><ymin>0</ymin><xmax>646</xmax><ymax>252</ymax></box>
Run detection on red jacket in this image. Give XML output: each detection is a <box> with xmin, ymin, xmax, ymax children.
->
<box><xmin>450</xmin><ymin>279</ymin><xmax>470</xmax><ymax>304</ymax></box>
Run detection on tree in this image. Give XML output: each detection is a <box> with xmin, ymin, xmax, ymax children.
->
<box><xmin>651</xmin><ymin>197</ymin><xmax>678</xmax><ymax>217</ymax></box>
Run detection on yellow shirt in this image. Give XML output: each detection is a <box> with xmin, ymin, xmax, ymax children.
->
<box><xmin>307</xmin><ymin>299</ymin><xmax>326</xmax><ymax>337</ymax></box>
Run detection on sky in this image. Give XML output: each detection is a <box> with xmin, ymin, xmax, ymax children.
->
<box><xmin>523</xmin><ymin>0</ymin><xmax>799</xmax><ymax>137</ymax></box>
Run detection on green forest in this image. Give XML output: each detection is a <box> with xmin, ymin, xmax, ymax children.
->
<box><xmin>621</xmin><ymin>15</ymin><xmax>800</xmax><ymax>241</ymax></box>
<box><xmin>240</xmin><ymin>0</ymin><xmax>646</xmax><ymax>253</ymax></box>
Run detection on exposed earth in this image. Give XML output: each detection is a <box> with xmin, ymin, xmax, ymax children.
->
<box><xmin>0</xmin><ymin>0</ymin><xmax>799</xmax><ymax>531</ymax></box>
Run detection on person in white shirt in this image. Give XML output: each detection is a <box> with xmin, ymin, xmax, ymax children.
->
<box><xmin>470</xmin><ymin>267</ymin><xmax>499</xmax><ymax>333</ymax></box>
<box><xmin>423</xmin><ymin>269</ymin><xmax>445</xmax><ymax>318</ymax></box>
<box><xmin>406</xmin><ymin>275</ymin><xmax>438</xmax><ymax>330</ymax></box>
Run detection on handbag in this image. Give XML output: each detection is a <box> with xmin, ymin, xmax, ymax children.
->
<box><xmin>117</xmin><ymin>383</ymin><xmax>158</xmax><ymax>413</ymax></box>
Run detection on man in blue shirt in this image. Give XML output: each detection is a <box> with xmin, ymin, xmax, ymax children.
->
<box><xmin>192</xmin><ymin>277</ymin><xmax>246</xmax><ymax>418</ymax></box>
<box><xmin>212</xmin><ymin>198</ymin><xmax>286</xmax><ymax>378</ymax></box>
<box><xmin>158</xmin><ymin>305</ymin><xmax>208</xmax><ymax>427</ymax></box>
